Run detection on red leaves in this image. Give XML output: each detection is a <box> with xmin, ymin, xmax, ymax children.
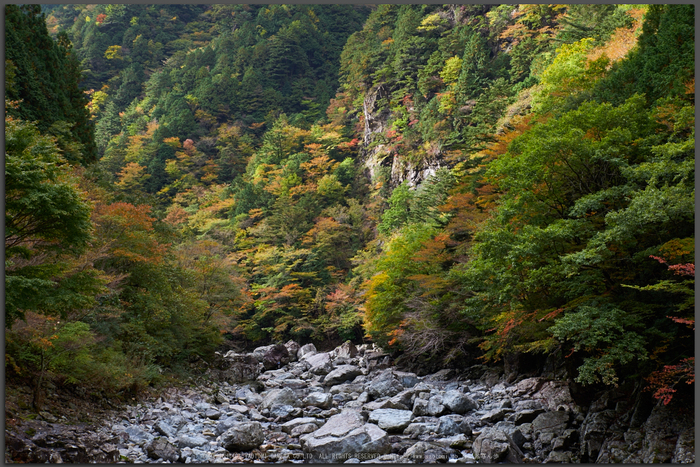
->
<box><xmin>646</xmin><ymin>357</ymin><xmax>695</xmax><ymax>405</ymax></box>
<box><xmin>667</xmin><ymin>316</ymin><xmax>694</xmax><ymax>329</ymax></box>
<box><xmin>650</xmin><ymin>255</ymin><xmax>695</xmax><ymax>277</ymax></box>
<box><xmin>95</xmin><ymin>13</ymin><xmax>107</xmax><ymax>24</ymax></box>
<box><xmin>337</xmin><ymin>138</ymin><xmax>359</xmax><ymax>152</ymax></box>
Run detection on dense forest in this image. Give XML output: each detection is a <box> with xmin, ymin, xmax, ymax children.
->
<box><xmin>5</xmin><ymin>4</ymin><xmax>694</xmax><ymax>411</ymax></box>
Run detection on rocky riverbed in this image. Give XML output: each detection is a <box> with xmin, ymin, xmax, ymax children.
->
<box><xmin>5</xmin><ymin>341</ymin><xmax>695</xmax><ymax>463</ymax></box>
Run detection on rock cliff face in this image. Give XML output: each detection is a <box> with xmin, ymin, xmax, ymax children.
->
<box><xmin>360</xmin><ymin>85</ymin><xmax>443</xmax><ymax>190</ymax></box>
<box><xmin>5</xmin><ymin>341</ymin><xmax>694</xmax><ymax>464</ymax></box>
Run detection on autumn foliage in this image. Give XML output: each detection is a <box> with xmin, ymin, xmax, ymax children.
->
<box><xmin>5</xmin><ymin>4</ymin><xmax>694</xmax><ymax>409</ymax></box>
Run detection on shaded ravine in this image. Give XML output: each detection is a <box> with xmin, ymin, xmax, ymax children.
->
<box><xmin>5</xmin><ymin>341</ymin><xmax>695</xmax><ymax>463</ymax></box>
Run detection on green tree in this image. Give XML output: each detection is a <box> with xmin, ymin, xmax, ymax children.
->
<box><xmin>5</xmin><ymin>117</ymin><xmax>97</xmax><ymax>326</ymax></box>
<box><xmin>5</xmin><ymin>4</ymin><xmax>96</xmax><ymax>164</ymax></box>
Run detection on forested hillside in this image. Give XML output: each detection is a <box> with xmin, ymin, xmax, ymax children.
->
<box><xmin>5</xmin><ymin>4</ymin><xmax>694</xmax><ymax>411</ymax></box>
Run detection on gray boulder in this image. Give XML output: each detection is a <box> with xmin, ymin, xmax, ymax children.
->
<box><xmin>300</xmin><ymin>410</ymin><xmax>390</xmax><ymax>463</ymax></box>
<box><xmin>532</xmin><ymin>380</ymin><xmax>578</xmax><ymax>412</ymax></box>
<box><xmin>412</xmin><ymin>397</ymin><xmax>430</xmax><ymax>416</ymax></box>
<box><xmin>367</xmin><ymin>370</ymin><xmax>404</xmax><ymax>400</ymax></box>
<box><xmin>546</xmin><ymin>451</ymin><xmax>572</xmax><ymax>463</ymax></box>
<box><xmin>292</xmin><ymin>423</ymin><xmax>320</xmax><ymax>437</ymax></box>
<box><xmin>363</xmin><ymin>398</ymin><xmax>409</xmax><ymax>411</ymax></box>
<box><xmin>367</xmin><ymin>409</ymin><xmax>413</xmax><ymax>432</ymax></box>
<box><xmin>305</xmin><ymin>352</ymin><xmax>333</xmax><ymax>375</ymax></box>
<box><xmin>221</xmin><ymin>422</ymin><xmax>265</xmax><ymax>452</ymax></box>
<box><xmin>285</xmin><ymin>340</ymin><xmax>301</xmax><ymax>361</ymax></box>
<box><xmin>393</xmin><ymin>371</ymin><xmax>420</xmax><ymax>388</ymax></box>
<box><xmin>281</xmin><ymin>417</ymin><xmax>323</xmax><ymax>435</ymax></box>
<box><xmin>324</xmin><ymin>365</ymin><xmax>363</xmax><ymax>386</ymax></box>
<box><xmin>146</xmin><ymin>437</ymin><xmax>179</xmax><ymax>462</ymax></box>
<box><xmin>298</xmin><ymin>343</ymin><xmax>318</xmax><ymax>360</ymax></box>
<box><xmin>303</xmin><ymin>391</ymin><xmax>333</xmax><ymax>409</ymax></box>
<box><xmin>336</xmin><ymin>341</ymin><xmax>358</xmax><ymax>359</ymax></box>
<box><xmin>176</xmin><ymin>434</ymin><xmax>208</xmax><ymax>448</ymax></box>
<box><xmin>436</xmin><ymin>416</ymin><xmax>461</xmax><ymax>436</ymax></box>
<box><xmin>401</xmin><ymin>441</ymin><xmax>434</xmax><ymax>463</ymax></box>
<box><xmin>252</xmin><ymin>345</ymin><xmax>275</xmax><ymax>361</ymax></box>
<box><xmin>262</xmin><ymin>343</ymin><xmax>291</xmax><ymax>370</ymax></box>
<box><xmin>480</xmin><ymin>407</ymin><xmax>513</xmax><ymax>423</ymax></box>
<box><xmin>427</xmin><ymin>394</ymin><xmax>446</xmax><ymax>416</ymax></box>
<box><xmin>237</xmin><ymin>387</ymin><xmax>263</xmax><ymax>406</ymax></box>
<box><xmin>260</xmin><ymin>387</ymin><xmax>302</xmax><ymax>410</ymax></box>
<box><xmin>514</xmin><ymin>408</ymin><xmax>546</xmax><ymax>425</ymax></box>
<box><xmin>215</xmin><ymin>414</ymin><xmax>248</xmax><ymax>435</ymax></box>
<box><xmin>473</xmin><ymin>426</ymin><xmax>523</xmax><ymax>463</ymax></box>
<box><xmin>269</xmin><ymin>404</ymin><xmax>303</xmax><ymax>421</ymax></box>
<box><xmin>494</xmin><ymin>421</ymin><xmax>527</xmax><ymax>449</ymax></box>
<box><xmin>531</xmin><ymin>411</ymin><xmax>570</xmax><ymax>435</ymax></box>
<box><xmin>124</xmin><ymin>425</ymin><xmax>154</xmax><ymax>445</ymax></box>
<box><xmin>404</xmin><ymin>423</ymin><xmax>438</xmax><ymax>436</ymax></box>
<box><xmin>442</xmin><ymin>390</ymin><xmax>478</xmax><ymax>414</ymax></box>
<box><xmin>153</xmin><ymin>420</ymin><xmax>176</xmax><ymax>438</ymax></box>
<box><xmin>224</xmin><ymin>353</ymin><xmax>260</xmax><ymax>382</ymax></box>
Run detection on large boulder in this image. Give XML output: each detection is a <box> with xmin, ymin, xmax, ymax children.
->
<box><xmin>262</xmin><ymin>344</ymin><xmax>291</xmax><ymax>371</ymax></box>
<box><xmin>442</xmin><ymin>390</ymin><xmax>478</xmax><ymax>414</ymax></box>
<box><xmin>531</xmin><ymin>411</ymin><xmax>570</xmax><ymax>435</ymax></box>
<box><xmin>513</xmin><ymin>408</ymin><xmax>546</xmax><ymax>425</ymax></box>
<box><xmin>473</xmin><ymin>426</ymin><xmax>523</xmax><ymax>463</ymax></box>
<box><xmin>426</xmin><ymin>394</ymin><xmax>446</xmax><ymax>416</ymax></box>
<box><xmin>153</xmin><ymin>419</ymin><xmax>176</xmax><ymax>438</ymax></box>
<box><xmin>412</xmin><ymin>397</ymin><xmax>430</xmax><ymax>416</ymax></box>
<box><xmin>367</xmin><ymin>370</ymin><xmax>404</xmax><ymax>400</ymax></box>
<box><xmin>181</xmin><ymin>448</ymin><xmax>212</xmax><ymax>463</ymax></box>
<box><xmin>280</xmin><ymin>417</ymin><xmax>323</xmax><ymax>435</ymax></box>
<box><xmin>404</xmin><ymin>423</ymin><xmax>438</xmax><ymax>436</ymax></box>
<box><xmin>532</xmin><ymin>380</ymin><xmax>578</xmax><ymax>412</ymax></box>
<box><xmin>336</xmin><ymin>341</ymin><xmax>358</xmax><ymax>359</ymax></box>
<box><xmin>260</xmin><ymin>387</ymin><xmax>302</xmax><ymax>410</ymax></box>
<box><xmin>215</xmin><ymin>414</ymin><xmax>249</xmax><ymax>435</ymax></box>
<box><xmin>298</xmin><ymin>343</ymin><xmax>318</xmax><ymax>360</ymax></box>
<box><xmin>146</xmin><ymin>437</ymin><xmax>180</xmax><ymax>462</ymax></box>
<box><xmin>237</xmin><ymin>387</ymin><xmax>263</xmax><ymax>406</ymax></box>
<box><xmin>221</xmin><ymin>422</ymin><xmax>265</xmax><ymax>452</ymax></box>
<box><xmin>268</xmin><ymin>404</ymin><xmax>300</xmax><ymax>421</ymax></box>
<box><xmin>435</xmin><ymin>416</ymin><xmax>461</xmax><ymax>436</ymax></box>
<box><xmin>285</xmin><ymin>340</ymin><xmax>301</xmax><ymax>361</ymax></box>
<box><xmin>393</xmin><ymin>371</ymin><xmax>420</xmax><ymax>388</ymax></box>
<box><xmin>305</xmin><ymin>352</ymin><xmax>333</xmax><ymax>375</ymax></box>
<box><xmin>259</xmin><ymin>388</ymin><xmax>302</xmax><ymax>410</ymax></box>
<box><xmin>401</xmin><ymin>441</ymin><xmax>434</xmax><ymax>463</ymax></box>
<box><xmin>252</xmin><ymin>345</ymin><xmax>275</xmax><ymax>361</ymax></box>
<box><xmin>176</xmin><ymin>434</ymin><xmax>208</xmax><ymax>448</ymax></box>
<box><xmin>300</xmin><ymin>410</ymin><xmax>390</xmax><ymax>463</ymax></box>
<box><xmin>363</xmin><ymin>398</ymin><xmax>409</xmax><ymax>411</ymax></box>
<box><xmin>367</xmin><ymin>409</ymin><xmax>413</xmax><ymax>433</ymax></box>
<box><xmin>223</xmin><ymin>353</ymin><xmax>260</xmax><ymax>383</ymax></box>
<box><xmin>323</xmin><ymin>365</ymin><xmax>363</xmax><ymax>386</ymax></box>
<box><xmin>124</xmin><ymin>425</ymin><xmax>154</xmax><ymax>445</ymax></box>
<box><xmin>303</xmin><ymin>391</ymin><xmax>333</xmax><ymax>409</ymax></box>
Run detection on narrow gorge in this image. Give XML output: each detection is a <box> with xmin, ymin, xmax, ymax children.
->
<box><xmin>5</xmin><ymin>5</ymin><xmax>694</xmax><ymax>463</ymax></box>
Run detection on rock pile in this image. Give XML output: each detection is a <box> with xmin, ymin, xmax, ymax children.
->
<box><xmin>5</xmin><ymin>340</ymin><xmax>695</xmax><ymax>463</ymax></box>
